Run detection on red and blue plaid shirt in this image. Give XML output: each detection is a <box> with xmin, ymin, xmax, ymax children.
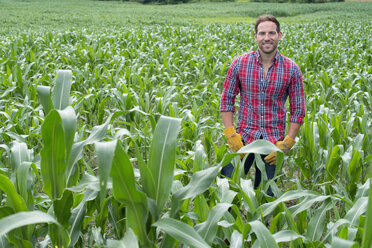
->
<box><xmin>220</xmin><ymin>50</ymin><xmax>306</xmax><ymax>144</ymax></box>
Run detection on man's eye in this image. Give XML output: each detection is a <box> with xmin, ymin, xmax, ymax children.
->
<box><xmin>269</xmin><ymin>32</ymin><xmax>276</xmax><ymax>35</ymax></box>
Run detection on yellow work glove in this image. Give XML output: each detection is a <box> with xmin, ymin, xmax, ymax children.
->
<box><xmin>223</xmin><ymin>126</ymin><xmax>244</xmax><ymax>152</ymax></box>
<box><xmin>264</xmin><ymin>135</ymin><xmax>296</xmax><ymax>165</ymax></box>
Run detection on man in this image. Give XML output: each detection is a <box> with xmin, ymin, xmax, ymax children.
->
<box><xmin>220</xmin><ymin>14</ymin><xmax>305</xmax><ymax>196</ymax></box>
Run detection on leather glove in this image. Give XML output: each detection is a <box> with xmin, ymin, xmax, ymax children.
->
<box><xmin>264</xmin><ymin>135</ymin><xmax>296</xmax><ymax>165</ymax></box>
<box><xmin>223</xmin><ymin>126</ymin><xmax>244</xmax><ymax>152</ymax></box>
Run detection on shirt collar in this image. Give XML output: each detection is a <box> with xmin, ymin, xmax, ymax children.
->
<box><xmin>255</xmin><ymin>50</ymin><xmax>280</xmax><ymax>64</ymax></box>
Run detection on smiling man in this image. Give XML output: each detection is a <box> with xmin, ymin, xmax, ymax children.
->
<box><xmin>220</xmin><ymin>14</ymin><xmax>306</xmax><ymax>196</ymax></box>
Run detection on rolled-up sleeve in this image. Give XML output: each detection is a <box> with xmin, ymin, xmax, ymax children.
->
<box><xmin>220</xmin><ymin>57</ymin><xmax>241</xmax><ymax>113</ymax></box>
<box><xmin>289</xmin><ymin>64</ymin><xmax>305</xmax><ymax>124</ymax></box>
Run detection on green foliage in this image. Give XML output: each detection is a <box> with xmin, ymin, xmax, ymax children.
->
<box><xmin>0</xmin><ymin>2</ymin><xmax>371</xmax><ymax>246</ymax></box>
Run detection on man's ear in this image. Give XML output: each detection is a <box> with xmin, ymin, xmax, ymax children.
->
<box><xmin>278</xmin><ymin>31</ymin><xmax>282</xmax><ymax>40</ymax></box>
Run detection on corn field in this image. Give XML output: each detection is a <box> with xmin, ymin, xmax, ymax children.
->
<box><xmin>0</xmin><ymin>21</ymin><xmax>371</xmax><ymax>247</ymax></box>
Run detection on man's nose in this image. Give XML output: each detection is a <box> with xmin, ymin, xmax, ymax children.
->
<box><xmin>264</xmin><ymin>34</ymin><xmax>271</xmax><ymax>40</ymax></box>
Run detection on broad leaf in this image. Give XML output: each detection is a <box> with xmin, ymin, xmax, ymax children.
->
<box><xmin>147</xmin><ymin>116</ymin><xmax>181</xmax><ymax>212</ymax></box>
<box><xmin>239</xmin><ymin>139</ymin><xmax>281</xmax><ymax>154</ymax></box>
<box><xmin>41</xmin><ymin>107</ymin><xmax>76</xmax><ymax>200</ymax></box>
<box><xmin>171</xmin><ymin>165</ymin><xmax>220</xmax><ymax>216</ymax></box>
<box><xmin>106</xmin><ymin>229</ymin><xmax>139</xmax><ymax>248</ymax></box>
<box><xmin>109</xmin><ymin>140</ymin><xmax>149</xmax><ymax>245</ymax></box>
<box><xmin>52</xmin><ymin>70</ymin><xmax>72</xmax><ymax>110</ymax></box>
<box><xmin>249</xmin><ymin>220</ymin><xmax>279</xmax><ymax>248</ymax></box>
<box><xmin>0</xmin><ymin>211</ymin><xmax>69</xmax><ymax>247</ymax></box>
<box><xmin>37</xmin><ymin>85</ymin><xmax>54</xmax><ymax>115</ymax></box>
<box><xmin>154</xmin><ymin>218</ymin><xmax>210</xmax><ymax>248</ymax></box>
<box><xmin>195</xmin><ymin>203</ymin><xmax>231</xmax><ymax>243</ymax></box>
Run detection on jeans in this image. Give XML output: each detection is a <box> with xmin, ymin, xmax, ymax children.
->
<box><xmin>220</xmin><ymin>153</ymin><xmax>276</xmax><ymax>196</ymax></box>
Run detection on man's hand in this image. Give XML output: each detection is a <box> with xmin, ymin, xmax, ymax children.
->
<box><xmin>223</xmin><ymin>126</ymin><xmax>244</xmax><ymax>152</ymax></box>
<box><xmin>264</xmin><ymin>135</ymin><xmax>296</xmax><ymax>165</ymax></box>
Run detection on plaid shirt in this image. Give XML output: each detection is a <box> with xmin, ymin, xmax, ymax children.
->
<box><xmin>220</xmin><ymin>50</ymin><xmax>305</xmax><ymax>144</ymax></box>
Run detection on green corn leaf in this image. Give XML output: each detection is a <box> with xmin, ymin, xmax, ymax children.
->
<box><xmin>52</xmin><ymin>70</ymin><xmax>72</xmax><ymax>110</ymax></box>
<box><xmin>10</xmin><ymin>142</ymin><xmax>30</xmax><ymax>172</ymax></box>
<box><xmin>67</xmin><ymin>114</ymin><xmax>113</xmax><ymax>187</ymax></box>
<box><xmin>249</xmin><ymin>220</ymin><xmax>279</xmax><ymax>248</ymax></box>
<box><xmin>289</xmin><ymin>195</ymin><xmax>330</xmax><ymax>217</ymax></box>
<box><xmin>41</xmin><ymin>106</ymin><xmax>76</xmax><ymax>200</ymax></box>
<box><xmin>109</xmin><ymin>139</ymin><xmax>149</xmax><ymax>245</ymax></box>
<box><xmin>361</xmin><ymin>168</ymin><xmax>372</xmax><ymax>248</ymax></box>
<box><xmin>15</xmin><ymin>161</ymin><xmax>34</xmax><ymax>210</ymax></box>
<box><xmin>217</xmin><ymin>177</ymin><xmax>237</xmax><ymax>204</ymax></box>
<box><xmin>261</xmin><ymin>190</ymin><xmax>321</xmax><ymax>217</ymax></box>
<box><xmin>147</xmin><ymin>116</ymin><xmax>181</xmax><ymax>212</ymax></box>
<box><xmin>193</xmin><ymin>140</ymin><xmax>207</xmax><ymax>172</ymax></box>
<box><xmin>322</xmin><ymin>219</ymin><xmax>350</xmax><ymax>242</ymax></box>
<box><xmin>154</xmin><ymin>218</ymin><xmax>210</xmax><ymax>248</ymax></box>
<box><xmin>54</xmin><ymin>190</ymin><xmax>73</xmax><ymax>229</ymax></box>
<box><xmin>106</xmin><ymin>229</ymin><xmax>139</xmax><ymax>248</ymax></box>
<box><xmin>67</xmin><ymin>172</ymin><xmax>101</xmax><ymax>192</ymax></box>
<box><xmin>0</xmin><ymin>211</ymin><xmax>69</xmax><ymax>247</ymax></box>
<box><xmin>195</xmin><ymin>203</ymin><xmax>231</xmax><ymax>244</ymax></box>
<box><xmin>230</xmin><ymin>230</ymin><xmax>243</xmax><ymax>248</ymax></box>
<box><xmin>240</xmin><ymin>178</ymin><xmax>258</xmax><ymax>213</ymax></box>
<box><xmin>0</xmin><ymin>174</ymin><xmax>27</xmax><ymax>212</ymax></box>
<box><xmin>239</xmin><ymin>139</ymin><xmax>281</xmax><ymax>155</ymax></box>
<box><xmin>171</xmin><ymin>165</ymin><xmax>220</xmax><ymax>216</ymax></box>
<box><xmin>272</xmin><ymin>230</ymin><xmax>305</xmax><ymax>243</ymax></box>
<box><xmin>194</xmin><ymin>195</ymin><xmax>210</xmax><ymax>222</ymax></box>
<box><xmin>37</xmin><ymin>85</ymin><xmax>54</xmax><ymax>115</ymax></box>
<box><xmin>68</xmin><ymin>190</ymin><xmax>97</xmax><ymax>247</ymax></box>
<box><xmin>96</xmin><ymin>140</ymin><xmax>116</xmax><ymax>207</ymax></box>
<box><xmin>344</xmin><ymin>197</ymin><xmax>368</xmax><ymax>226</ymax></box>
<box><xmin>325</xmin><ymin>145</ymin><xmax>341</xmax><ymax>179</ymax></box>
<box><xmin>331</xmin><ymin>237</ymin><xmax>359</xmax><ymax>248</ymax></box>
<box><xmin>306</xmin><ymin>201</ymin><xmax>333</xmax><ymax>241</ymax></box>
<box><xmin>347</xmin><ymin>150</ymin><xmax>362</xmax><ymax>185</ymax></box>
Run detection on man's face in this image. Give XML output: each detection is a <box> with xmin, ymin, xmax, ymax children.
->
<box><xmin>254</xmin><ymin>21</ymin><xmax>282</xmax><ymax>55</ymax></box>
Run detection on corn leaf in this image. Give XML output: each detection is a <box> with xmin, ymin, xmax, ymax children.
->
<box><xmin>344</xmin><ymin>197</ymin><xmax>368</xmax><ymax>226</ymax></box>
<box><xmin>147</xmin><ymin>116</ymin><xmax>181</xmax><ymax>212</ymax></box>
<box><xmin>239</xmin><ymin>139</ymin><xmax>281</xmax><ymax>154</ymax></box>
<box><xmin>40</xmin><ymin>106</ymin><xmax>76</xmax><ymax>200</ymax></box>
<box><xmin>306</xmin><ymin>201</ymin><xmax>333</xmax><ymax>241</ymax></box>
<box><xmin>272</xmin><ymin>230</ymin><xmax>305</xmax><ymax>243</ymax></box>
<box><xmin>37</xmin><ymin>85</ymin><xmax>54</xmax><ymax>115</ymax></box>
<box><xmin>230</xmin><ymin>230</ymin><xmax>243</xmax><ymax>248</ymax></box>
<box><xmin>0</xmin><ymin>174</ymin><xmax>27</xmax><ymax>213</ymax></box>
<box><xmin>67</xmin><ymin>114</ymin><xmax>113</xmax><ymax>187</ymax></box>
<box><xmin>261</xmin><ymin>190</ymin><xmax>321</xmax><ymax>217</ymax></box>
<box><xmin>171</xmin><ymin>165</ymin><xmax>220</xmax><ymax>216</ymax></box>
<box><xmin>52</xmin><ymin>70</ymin><xmax>72</xmax><ymax>110</ymax></box>
<box><xmin>106</xmin><ymin>229</ymin><xmax>139</xmax><ymax>248</ymax></box>
<box><xmin>109</xmin><ymin>139</ymin><xmax>149</xmax><ymax>245</ymax></box>
<box><xmin>361</xmin><ymin>168</ymin><xmax>372</xmax><ymax>248</ymax></box>
<box><xmin>0</xmin><ymin>211</ymin><xmax>69</xmax><ymax>247</ymax></box>
<box><xmin>195</xmin><ymin>203</ymin><xmax>231</xmax><ymax>244</ymax></box>
<box><xmin>96</xmin><ymin>140</ymin><xmax>116</xmax><ymax>206</ymax></box>
<box><xmin>249</xmin><ymin>220</ymin><xmax>279</xmax><ymax>248</ymax></box>
<box><xmin>154</xmin><ymin>218</ymin><xmax>210</xmax><ymax>248</ymax></box>
<box><xmin>10</xmin><ymin>142</ymin><xmax>30</xmax><ymax>172</ymax></box>
<box><xmin>331</xmin><ymin>237</ymin><xmax>358</xmax><ymax>248</ymax></box>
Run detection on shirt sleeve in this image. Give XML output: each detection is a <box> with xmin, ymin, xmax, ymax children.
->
<box><xmin>289</xmin><ymin>64</ymin><xmax>306</xmax><ymax>124</ymax></box>
<box><xmin>220</xmin><ymin>57</ymin><xmax>241</xmax><ymax>113</ymax></box>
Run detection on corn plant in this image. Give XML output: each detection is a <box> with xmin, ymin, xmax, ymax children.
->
<box><xmin>0</xmin><ymin>18</ymin><xmax>371</xmax><ymax>247</ymax></box>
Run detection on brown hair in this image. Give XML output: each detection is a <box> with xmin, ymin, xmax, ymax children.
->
<box><xmin>255</xmin><ymin>14</ymin><xmax>280</xmax><ymax>33</ymax></box>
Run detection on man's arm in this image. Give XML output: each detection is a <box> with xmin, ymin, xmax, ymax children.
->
<box><xmin>287</xmin><ymin>122</ymin><xmax>301</xmax><ymax>139</ymax></box>
<box><xmin>221</xmin><ymin>111</ymin><xmax>234</xmax><ymax>129</ymax></box>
